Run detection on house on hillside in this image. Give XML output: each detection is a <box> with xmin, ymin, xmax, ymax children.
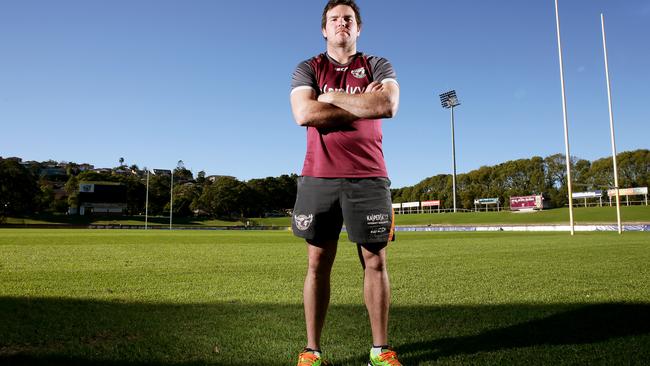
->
<box><xmin>206</xmin><ymin>175</ymin><xmax>236</xmax><ymax>182</ymax></box>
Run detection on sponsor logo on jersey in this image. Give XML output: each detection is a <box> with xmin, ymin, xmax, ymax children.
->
<box><xmin>370</xmin><ymin>227</ymin><xmax>387</xmax><ymax>234</ymax></box>
<box><xmin>322</xmin><ymin>84</ymin><xmax>364</xmax><ymax>95</ymax></box>
<box><xmin>294</xmin><ymin>214</ymin><xmax>313</xmax><ymax>231</ymax></box>
<box><xmin>351</xmin><ymin>67</ymin><xmax>366</xmax><ymax>79</ymax></box>
<box><xmin>335</xmin><ymin>67</ymin><xmax>349</xmax><ymax>72</ymax></box>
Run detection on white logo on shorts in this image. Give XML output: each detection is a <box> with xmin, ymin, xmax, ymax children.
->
<box><xmin>294</xmin><ymin>214</ymin><xmax>313</xmax><ymax>231</ymax></box>
<box><xmin>367</xmin><ymin>213</ymin><xmax>390</xmax><ymax>224</ymax></box>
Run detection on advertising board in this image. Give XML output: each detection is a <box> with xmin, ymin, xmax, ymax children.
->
<box><xmin>421</xmin><ymin>200</ymin><xmax>441</xmax><ymax>207</ymax></box>
<box><xmin>510</xmin><ymin>195</ymin><xmax>542</xmax><ymax>210</ymax></box>
<box><xmin>572</xmin><ymin>191</ymin><xmax>603</xmax><ymax>199</ymax></box>
<box><xmin>474</xmin><ymin>198</ymin><xmax>499</xmax><ymax>205</ymax></box>
<box><xmin>607</xmin><ymin>187</ymin><xmax>648</xmax><ymax>196</ymax></box>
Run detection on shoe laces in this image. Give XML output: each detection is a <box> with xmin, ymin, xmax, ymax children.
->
<box><xmin>377</xmin><ymin>350</ymin><xmax>401</xmax><ymax>366</ymax></box>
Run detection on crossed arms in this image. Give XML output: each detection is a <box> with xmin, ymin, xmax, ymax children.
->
<box><xmin>290</xmin><ymin>81</ymin><xmax>399</xmax><ymax>128</ymax></box>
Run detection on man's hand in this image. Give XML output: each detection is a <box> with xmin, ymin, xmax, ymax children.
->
<box><xmin>364</xmin><ymin>81</ymin><xmax>383</xmax><ymax>93</ymax></box>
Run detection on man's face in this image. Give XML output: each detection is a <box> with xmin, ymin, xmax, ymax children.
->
<box><xmin>322</xmin><ymin>5</ymin><xmax>360</xmax><ymax>47</ymax></box>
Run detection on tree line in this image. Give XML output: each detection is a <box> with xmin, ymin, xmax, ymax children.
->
<box><xmin>391</xmin><ymin>149</ymin><xmax>649</xmax><ymax>209</ymax></box>
<box><xmin>1</xmin><ymin>149</ymin><xmax>648</xmax><ymax>220</ymax></box>
<box><xmin>0</xmin><ymin>158</ymin><xmax>296</xmax><ymax>220</ymax></box>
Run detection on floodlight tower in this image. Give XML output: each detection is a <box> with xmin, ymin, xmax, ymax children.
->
<box><xmin>440</xmin><ymin>90</ymin><xmax>461</xmax><ymax>213</ymax></box>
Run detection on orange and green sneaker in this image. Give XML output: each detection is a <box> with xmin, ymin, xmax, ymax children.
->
<box><xmin>368</xmin><ymin>347</ymin><xmax>402</xmax><ymax>366</ymax></box>
<box><xmin>297</xmin><ymin>348</ymin><xmax>330</xmax><ymax>366</ymax></box>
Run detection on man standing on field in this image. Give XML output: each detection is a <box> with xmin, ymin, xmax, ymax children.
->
<box><xmin>290</xmin><ymin>1</ymin><xmax>401</xmax><ymax>365</ymax></box>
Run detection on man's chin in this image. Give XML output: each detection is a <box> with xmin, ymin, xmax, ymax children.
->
<box><xmin>332</xmin><ymin>35</ymin><xmax>354</xmax><ymax>45</ymax></box>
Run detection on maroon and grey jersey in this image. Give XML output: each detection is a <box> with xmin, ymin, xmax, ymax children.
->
<box><xmin>290</xmin><ymin>52</ymin><xmax>398</xmax><ymax>178</ymax></box>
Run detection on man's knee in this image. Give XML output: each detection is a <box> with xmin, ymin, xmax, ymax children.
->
<box><xmin>307</xmin><ymin>240</ymin><xmax>337</xmax><ymax>274</ymax></box>
<box><xmin>359</xmin><ymin>243</ymin><xmax>388</xmax><ymax>272</ymax></box>
<box><xmin>364</xmin><ymin>254</ymin><xmax>387</xmax><ymax>272</ymax></box>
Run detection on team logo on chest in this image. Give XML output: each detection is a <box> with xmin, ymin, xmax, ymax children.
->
<box><xmin>351</xmin><ymin>67</ymin><xmax>366</xmax><ymax>79</ymax></box>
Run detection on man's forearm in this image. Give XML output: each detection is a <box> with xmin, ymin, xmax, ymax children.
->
<box><xmin>296</xmin><ymin>99</ymin><xmax>359</xmax><ymax>128</ymax></box>
<box><xmin>319</xmin><ymin>89</ymin><xmax>396</xmax><ymax>119</ymax></box>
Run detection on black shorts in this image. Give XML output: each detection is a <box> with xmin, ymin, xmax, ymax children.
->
<box><xmin>292</xmin><ymin>176</ymin><xmax>395</xmax><ymax>244</ymax></box>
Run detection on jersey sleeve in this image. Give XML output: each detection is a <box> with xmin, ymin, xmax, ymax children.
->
<box><xmin>367</xmin><ymin>56</ymin><xmax>398</xmax><ymax>86</ymax></box>
<box><xmin>290</xmin><ymin>60</ymin><xmax>318</xmax><ymax>95</ymax></box>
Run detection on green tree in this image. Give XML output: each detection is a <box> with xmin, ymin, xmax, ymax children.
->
<box><xmin>195</xmin><ymin>177</ymin><xmax>251</xmax><ymax>219</ymax></box>
<box><xmin>169</xmin><ymin>183</ymin><xmax>201</xmax><ymax>217</ymax></box>
<box><xmin>148</xmin><ymin>173</ymin><xmax>171</xmax><ymax>215</ymax></box>
<box><xmin>196</xmin><ymin>171</ymin><xmax>206</xmax><ymax>185</ymax></box>
<box><xmin>116</xmin><ymin>174</ymin><xmax>146</xmax><ymax>215</ymax></box>
<box><xmin>0</xmin><ymin>159</ymin><xmax>39</xmax><ymax>215</ymax></box>
<box><xmin>65</xmin><ymin>175</ymin><xmax>80</xmax><ymax>212</ymax></box>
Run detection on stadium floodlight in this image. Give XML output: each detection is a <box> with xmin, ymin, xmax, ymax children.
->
<box><xmin>439</xmin><ymin>90</ymin><xmax>460</xmax><ymax>109</ymax></box>
<box><xmin>439</xmin><ymin>89</ymin><xmax>460</xmax><ymax>213</ymax></box>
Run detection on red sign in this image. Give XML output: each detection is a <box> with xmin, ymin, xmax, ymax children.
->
<box><xmin>510</xmin><ymin>195</ymin><xmax>542</xmax><ymax>210</ymax></box>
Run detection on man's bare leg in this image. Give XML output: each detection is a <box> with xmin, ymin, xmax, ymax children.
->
<box><xmin>357</xmin><ymin>243</ymin><xmax>390</xmax><ymax>346</ymax></box>
<box><xmin>304</xmin><ymin>239</ymin><xmax>338</xmax><ymax>350</ymax></box>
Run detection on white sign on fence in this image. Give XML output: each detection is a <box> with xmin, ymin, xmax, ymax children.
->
<box><xmin>421</xmin><ymin>200</ymin><xmax>441</xmax><ymax>207</ymax></box>
<box><xmin>572</xmin><ymin>191</ymin><xmax>603</xmax><ymax>199</ymax></box>
<box><xmin>474</xmin><ymin>198</ymin><xmax>499</xmax><ymax>205</ymax></box>
<box><xmin>607</xmin><ymin>187</ymin><xmax>648</xmax><ymax>197</ymax></box>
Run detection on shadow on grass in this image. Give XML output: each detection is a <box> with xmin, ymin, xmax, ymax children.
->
<box><xmin>1</xmin><ymin>297</ymin><xmax>649</xmax><ymax>365</ymax></box>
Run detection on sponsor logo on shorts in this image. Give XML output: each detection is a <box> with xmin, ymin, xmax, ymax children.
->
<box><xmin>370</xmin><ymin>227</ymin><xmax>387</xmax><ymax>234</ymax></box>
<box><xmin>351</xmin><ymin>67</ymin><xmax>366</xmax><ymax>79</ymax></box>
<box><xmin>294</xmin><ymin>214</ymin><xmax>313</xmax><ymax>231</ymax></box>
<box><xmin>367</xmin><ymin>213</ymin><xmax>390</xmax><ymax>224</ymax></box>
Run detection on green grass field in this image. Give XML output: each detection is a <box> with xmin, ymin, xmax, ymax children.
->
<box><xmin>1</xmin><ymin>229</ymin><xmax>649</xmax><ymax>365</ymax></box>
<box><xmin>5</xmin><ymin>205</ymin><xmax>650</xmax><ymax>228</ymax></box>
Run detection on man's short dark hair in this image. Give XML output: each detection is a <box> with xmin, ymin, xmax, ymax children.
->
<box><xmin>321</xmin><ymin>0</ymin><xmax>362</xmax><ymax>30</ymax></box>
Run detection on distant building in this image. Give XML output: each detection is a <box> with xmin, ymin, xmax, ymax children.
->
<box><xmin>206</xmin><ymin>175</ymin><xmax>236</xmax><ymax>182</ymax></box>
<box><xmin>74</xmin><ymin>181</ymin><xmax>127</xmax><ymax>215</ymax></box>
<box><xmin>113</xmin><ymin>168</ymin><xmax>131</xmax><ymax>175</ymax></box>
<box><xmin>153</xmin><ymin>169</ymin><xmax>172</xmax><ymax>176</ymax></box>
<box><xmin>39</xmin><ymin>167</ymin><xmax>66</xmax><ymax>177</ymax></box>
<box><xmin>77</xmin><ymin>163</ymin><xmax>94</xmax><ymax>172</ymax></box>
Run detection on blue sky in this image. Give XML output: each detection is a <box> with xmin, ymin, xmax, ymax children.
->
<box><xmin>1</xmin><ymin>0</ymin><xmax>648</xmax><ymax>188</ymax></box>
